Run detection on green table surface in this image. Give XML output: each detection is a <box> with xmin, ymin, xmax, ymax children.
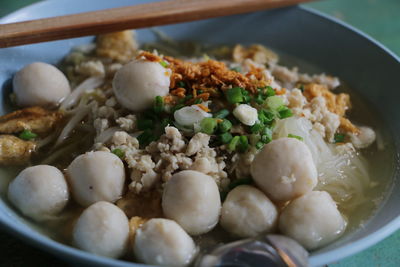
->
<box><xmin>1</xmin><ymin>0</ymin><xmax>400</xmax><ymax>266</ymax></box>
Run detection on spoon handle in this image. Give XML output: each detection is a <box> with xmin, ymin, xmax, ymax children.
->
<box><xmin>0</xmin><ymin>0</ymin><xmax>312</xmax><ymax>48</ymax></box>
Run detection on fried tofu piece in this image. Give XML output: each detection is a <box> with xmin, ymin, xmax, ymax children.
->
<box><xmin>96</xmin><ymin>30</ymin><xmax>138</xmax><ymax>62</ymax></box>
<box><xmin>0</xmin><ymin>135</ymin><xmax>35</xmax><ymax>165</ymax></box>
<box><xmin>303</xmin><ymin>83</ymin><xmax>359</xmax><ymax>134</ymax></box>
<box><xmin>0</xmin><ymin>106</ymin><xmax>63</xmax><ymax>135</ymax></box>
<box><xmin>116</xmin><ymin>190</ymin><xmax>163</xmax><ymax>219</ymax></box>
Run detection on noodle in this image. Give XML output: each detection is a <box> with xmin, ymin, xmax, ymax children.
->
<box><xmin>60</xmin><ymin>76</ymin><xmax>104</xmax><ymax>111</ymax></box>
<box><xmin>54</xmin><ymin>106</ymin><xmax>92</xmax><ymax>147</ymax></box>
<box><xmin>94</xmin><ymin>127</ymin><xmax>122</xmax><ymax>144</ymax></box>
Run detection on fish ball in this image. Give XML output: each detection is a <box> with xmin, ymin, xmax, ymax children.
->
<box><xmin>73</xmin><ymin>201</ymin><xmax>129</xmax><ymax>258</ymax></box>
<box><xmin>279</xmin><ymin>191</ymin><xmax>347</xmax><ymax>250</ymax></box>
<box><xmin>251</xmin><ymin>137</ymin><xmax>318</xmax><ymax>202</ymax></box>
<box><xmin>162</xmin><ymin>170</ymin><xmax>221</xmax><ymax>235</ymax></box>
<box><xmin>134</xmin><ymin>218</ymin><xmax>197</xmax><ymax>266</ymax></box>
<box><xmin>220</xmin><ymin>185</ymin><xmax>278</xmax><ymax>238</ymax></box>
<box><xmin>13</xmin><ymin>62</ymin><xmax>71</xmax><ymax>107</ymax></box>
<box><xmin>67</xmin><ymin>151</ymin><xmax>125</xmax><ymax>206</ymax></box>
<box><xmin>8</xmin><ymin>165</ymin><xmax>69</xmax><ymax>221</ymax></box>
<box><xmin>112</xmin><ymin>60</ymin><xmax>170</xmax><ymax>111</ymax></box>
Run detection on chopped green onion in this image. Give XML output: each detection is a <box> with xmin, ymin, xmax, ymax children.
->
<box><xmin>226</xmin><ymin>87</ymin><xmax>243</xmax><ymax>104</ymax></box>
<box><xmin>200</xmin><ymin>118</ymin><xmax>217</xmax><ymax>134</ymax></box>
<box><xmin>177</xmin><ymin>81</ymin><xmax>186</xmax><ymax>88</ymax></box>
<box><xmin>153</xmin><ymin>96</ymin><xmax>164</xmax><ymax>113</ymax></box>
<box><xmin>261</xmin><ymin>134</ymin><xmax>272</xmax><ymax>144</ymax></box>
<box><xmin>266</xmin><ymin>96</ymin><xmax>284</xmax><ymax>110</ymax></box>
<box><xmin>182</xmin><ymin>94</ymin><xmax>193</xmax><ymax>102</ymax></box>
<box><xmin>137</xmin><ymin>119</ymin><xmax>153</xmax><ymax>130</ymax></box>
<box><xmin>230</xmin><ymin>67</ymin><xmax>242</xmax><ymax>72</ymax></box>
<box><xmin>258</xmin><ymin>112</ymin><xmax>267</xmax><ymax>124</ymax></box>
<box><xmin>219</xmin><ymin>132</ymin><xmax>233</xmax><ymax>144</ymax></box>
<box><xmin>258</xmin><ymin>109</ymin><xmax>275</xmax><ymax>124</ymax></box>
<box><xmin>243</xmin><ymin>95</ymin><xmax>251</xmax><ymax>103</ymax></box>
<box><xmin>261</xmin><ymin>127</ymin><xmax>273</xmax><ymax>144</ymax></box>
<box><xmin>264</xmin><ymin>110</ymin><xmax>275</xmax><ymax>121</ymax></box>
<box><xmin>241</xmin><ymin>89</ymin><xmax>251</xmax><ymax>103</ymax></box>
<box><xmin>261</xmin><ymin>126</ymin><xmax>273</xmax><ymax>137</ymax></box>
<box><xmin>155</xmin><ymin>95</ymin><xmax>163</xmax><ymax>105</ymax></box>
<box><xmin>194</xmin><ymin>98</ymin><xmax>202</xmax><ymax>104</ymax></box>
<box><xmin>255</xmin><ymin>141</ymin><xmax>264</xmax><ymax>149</ymax></box>
<box><xmin>250</xmin><ymin>123</ymin><xmax>263</xmax><ymax>133</ymax></box>
<box><xmin>334</xmin><ymin>133</ymin><xmax>345</xmax><ymax>143</ymax></box>
<box><xmin>299</xmin><ymin>84</ymin><xmax>305</xmax><ymax>92</ymax></box>
<box><xmin>238</xmin><ymin>135</ymin><xmax>249</xmax><ymax>152</ymax></box>
<box><xmin>288</xmin><ymin>134</ymin><xmax>303</xmax><ymax>141</ymax></box>
<box><xmin>137</xmin><ymin>130</ymin><xmax>156</xmax><ymax>147</ymax></box>
<box><xmin>19</xmin><ymin>130</ymin><xmax>37</xmax><ymax>140</ymax></box>
<box><xmin>112</xmin><ymin>148</ymin><xmax>125</xmax><ymax>158</ymax></box>
<box><xmin>192</xmin><ymin>98</ymin><xmax>201</xmax><ymax>104</ymax></box>
<box><xmin>228</xmin><ymin>136</ymin><xmax>240</xmax><ymax>151</ymax></box>
<box><xmin>258</xmin><ymin>86</ymin><xmax>275</xmax><ymax>99</ymax></box>
<box><xmin>159</xmin><ymin>61</ymin><xmax>168</xmax><ymax>68</ymax></box>
<box><xmin>265</xmin><ymin>86</ymin><xmax>275</xmax><ymax>97</ymax></box>
<box><xmin>255</xmin><ymin>94</ymin><xmax>265</xmax><ymax>105</ymax></box>
<box><xmin>218</xmin><ymin>119</ymin><xmax>232</xmax><ymax>133</ymax></box>
<box><xmin>278</xmin><ymin>107</ymin><xmax>293</xmax><ymax>119</ymax></box>
<box><xmin>214</xmin><ymin>109</ymin><xmax>230</xmax><ymax>119</ymax></box>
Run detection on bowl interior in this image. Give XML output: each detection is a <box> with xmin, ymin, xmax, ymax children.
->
<box><xmin>1</xmin><ymin>1</ymin><xmax>400</xmax><ymax>266</ymax></box>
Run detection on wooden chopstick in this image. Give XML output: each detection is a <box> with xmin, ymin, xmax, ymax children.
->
<box><xmin>0</xmin><ymin>0</ymin><xmax>312</xmax><ymax>48</ymax></box>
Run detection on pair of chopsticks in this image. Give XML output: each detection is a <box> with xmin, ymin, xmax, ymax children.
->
<box><xmin>0</xmin><ymin>0</ymin><xmax>312</xmax><ymax>48</ymax></box>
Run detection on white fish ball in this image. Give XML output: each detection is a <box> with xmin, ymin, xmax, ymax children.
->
<box><xmin>162</xmin><ymin>170</ymin><xmax>221</xmax><ymax>235</ymax></box>
<box><xmin>279</xmin><ymin>191</ymin><xmax>347</xmax><ymax>250</ymax></box>
<box><xmin>8</xmin><ymin>165</ymin><xmax>69</xmax><ymax>221</ymax></box>
<box><xmin>134</xmin><ymin>218</ymin><xmax>197</xmax><ymax>266</ymax></box>
<box><xmin>73</xmin><ymin>201</ymin><xmax>129</xmax><ymax>258</ymax></box>
<box><xmin>220</xmin><ymin>185</ymin><xmax>278</xmax><ymax>238</ymax></box>
<box><xmin>13</xmin><ymin>62</ymin><xmax>71</xmax><ymax>107</ymax></box>
<box><xmin>251</xmin><ymin>137</ymin><xmax>318</xmax><ymax>202</ymax></box>
<box><xmin>112</xmin><ymin>60</ymin><xmax>170</xmax><ymax>111</ymax></box>
<box><xmin>67</xmin><ymin>151</ymin><xmax>125</xmax><ymax>207</ymax></box>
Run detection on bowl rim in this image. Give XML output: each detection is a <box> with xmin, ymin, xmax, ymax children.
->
<box><xmin>1</xmin><ymin>1</ymin><xmax>400</xmax><ymax>266</ymax></box>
